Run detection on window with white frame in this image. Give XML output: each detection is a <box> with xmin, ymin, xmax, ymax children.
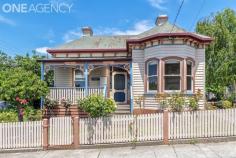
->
<box><xmin>164</xmin><ymin>59</ymin><xmax>181</xmax><ymax>91</ymax></box>
<box><xmin>147</xmin><ymin>60</ymin><xmax>158</xmax><ymax>92</ymax></box>
<box><xmin>74</xmin><ymin>69</ymin><xmax>85</xmax><ymax>87</ymax></box>
<box><xmin>186</xmin><ymin>61</ymin><xmax>193</xmax><ymax>91</ymax></box>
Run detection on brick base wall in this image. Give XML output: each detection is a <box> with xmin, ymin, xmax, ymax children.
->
<box><xmin>133</xmin><ymin>108</ymin><xmax>163</xmax><ymax>115</ymax></box>
<box><xmin>43</xmin><ymin>106</ymin><xmax>88</xmax><ymax>118</ymax></box>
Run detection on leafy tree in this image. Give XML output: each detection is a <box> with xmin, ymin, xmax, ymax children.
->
<box><xmin>196</xmin><ymin>8</ymin><xmax>236</xmax><ymax>99</ymax></box>
<box><xmin>0</xmin><ymin>51</ymin><xmax>14</xmax><ymax>71</ymax></box>
<box><xmin>0</xmin><ymin>68</ymin><xmax>49</xmax><ymax>121</ymax></box>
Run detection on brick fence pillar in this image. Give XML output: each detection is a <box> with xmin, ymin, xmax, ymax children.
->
<box><xmin>73</xmin><ymin>116</ymin><xmax>80</xmax><ymax>148</ymax></box>
<box><xmin>163</xmin><ymin>110</ymin><xmax>169</xmax><ymax>144</ymax></box>
<box><xmin>43</xmin><ymin>118</ymin><xmax>49</xmax><ymax>150</ymax></box>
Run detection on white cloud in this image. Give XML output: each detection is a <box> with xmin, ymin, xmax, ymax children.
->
<box><xmin>0</xmin><ymin>15</ymin><xmax>15</xmax><ymax>26</ymax></box>
<box><xmin>35</xmin><ymin>47</ymin><xmax>49</xmax><ymax>54</ymax></box>
<box><xmin>63</xmin><ymin>28</ymin><xmax>82</xmax><ymax>42</ymax></box>
<box><xmin>147</xmin><ymin>0</ymin><xmax>167</xmax><ymax>10</ymax></box>
<box><xmin>112</xmin><ymin>20</ymin><xmax>153</xmax><ymax>35</ymax></box>
<box><xmin>62</xmin><ymin>20</ymin><xmax>153</xmax><ymax>42</ymax></box>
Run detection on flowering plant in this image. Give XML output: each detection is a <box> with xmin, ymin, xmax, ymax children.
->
<box><xmin>15</xmin><ymin>97</ymin><xmax>29</xmax><ymax>121</ymax></box>
<box><xmin>60</xmin><ymin>98</ymin><xmax>72</xmax><ymax>109</ymax></box>
<box><xmin>16</xmin><ymin>97</ymin><xmax>29</xmax><ymax>105</ymax></box>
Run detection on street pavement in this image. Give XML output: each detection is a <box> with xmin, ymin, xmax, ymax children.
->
<box><xmin>1</xmin><ymin>141</ymin><xmax>236</xmax><ymax>158</ymax></box>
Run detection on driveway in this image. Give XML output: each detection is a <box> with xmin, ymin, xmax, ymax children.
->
<box><xmin>1</xmin><ymin>141</ymin><xmax>236</xmax><ymax>158</ymax></box>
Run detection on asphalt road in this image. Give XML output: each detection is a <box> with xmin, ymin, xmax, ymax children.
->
<box><xmin>1</xmin><ymin>141</ymin><xmax>236</xmax><ymax>158</ymax></box>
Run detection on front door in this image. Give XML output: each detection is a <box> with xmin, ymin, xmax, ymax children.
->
<box><xmin>112</xmin><ymin>72</ymin><xmax>127</xmax><ymax>103</ymax></box>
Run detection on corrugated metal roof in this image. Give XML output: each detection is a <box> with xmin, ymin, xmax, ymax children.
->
<box><xmin>52</xmin><ymin>21</ymin><xmax>209</xmax><ymax>50</ymax></box>
<box><xmin>55</xmin><ymin>35</ymin><xmax>134</xmax><ymax>49</ymax></box>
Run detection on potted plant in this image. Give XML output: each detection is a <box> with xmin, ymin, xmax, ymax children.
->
<box><xmin>60</xmin><ymin>98</ymin><xmax>72</xmax><ymax>115</ymax></box>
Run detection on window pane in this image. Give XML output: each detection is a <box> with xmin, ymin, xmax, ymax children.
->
<box><xmin>165</xmin><ymin>76</ymin><xmax>180</xmax><ymax>90</ymax></box>
<box><xmin>148</xmin><ymin>76</ymin><xmax>157</xmax><ymax>90</ymax></box>
<box><xmin>187</xmin><ymin>76</ymin><xmax>192</xmax><ymax>90</ymax></box>
<box><xmin>75</xmin><ymin>70</ymin><xmax>84</xmax><ymax>80</ymax></box>
<box><xmin>187</xmin><ymin>62</ymin><xmax>192</xmax><ymax>75</ymax></box>
<box><xmin>148</xmin><ymin>62</ymin><xmax>157</xmax><ymax>76</ymax></box>
<box><xmin>114</xmin><ymin>92</ymin><xmax>125</xmax><ymax>102</ymax></box>
<box><xmin>114</xmin><ymin>74</ymin><xmax>125</xmax><ymax>90</ymax></box>
<box><xmin>165</xmin><ymin>62</ymin><xmax>180</xmax><ymax>75</ymax></box>
<box><xmin>75</xmin><ymin>80</ymin><xmax>85</xmax><ymax>87</ymax></box>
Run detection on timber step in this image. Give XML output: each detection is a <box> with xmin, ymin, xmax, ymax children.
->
<box><xmin>114</xmin><ymin>104</ymin><xmax>130</xmax><ymax>114</ymax></box>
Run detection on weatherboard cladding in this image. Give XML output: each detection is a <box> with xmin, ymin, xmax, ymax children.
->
<box><xmin>48</xmin><ymin>17</ymin><xmax>210</xmax><ymax>110</ymax></box>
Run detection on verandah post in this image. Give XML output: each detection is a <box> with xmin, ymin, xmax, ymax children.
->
<box><xmin>129</xmin><ymin>61</ymin><xmax>134</xmax><ymax>113</ymax></box>
<box><xmin>40</xmin><ymin>62</ymin><xmax>45</xmax><ymax>109</ymax></box>
<box><xmin>84</xmin><ymin>63</ymin><xmax>88</xmax><ymax>96</ymax></box>
<box><xmin>42</xmin><ymin>118</ymin><xmax>49</xmax><ymax>150</ymax></box>
<box><xmin>72</xmin><ymin>116</ymin><xmax>80</xmax><ymax>148</ymax></box>
<box><xmin>163</xmin><ymin>110</ymin><xmax>169</xmax><ymax>144</ymax></box>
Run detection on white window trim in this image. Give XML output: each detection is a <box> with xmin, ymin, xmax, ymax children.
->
<box><xmin>164</xmin><ymin>59</ymin><xmax>181</xmax><ymax>92</ymax></box>
<box><xmin>147</xmin><ymin>60</ymin><xmax>158</xmax><ymax>93</ymax></box>
<box><xmin>74</xmin><ymin>69</ymin><xmax>85</xmax><ymax>88</ymax></box>
<box><xmin>186</xmin><ymin>60</ymin><xmax>193</xmax><ymax>93</ymax></box>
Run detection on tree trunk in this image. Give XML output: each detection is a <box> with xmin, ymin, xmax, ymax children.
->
<box><xmin>17</xmin><ymin>104</ymin><xmax>23</xmax><ymax>122</ymax></box>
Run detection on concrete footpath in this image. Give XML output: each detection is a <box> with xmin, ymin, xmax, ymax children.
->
<box><xmin>1</xmin><ymin>141</ymin><xmax>236</xmax><ymax>158</ymax></box>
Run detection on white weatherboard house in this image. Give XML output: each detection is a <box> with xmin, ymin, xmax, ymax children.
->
<box><xmin>40</xmin><ymin>15</ymin><xmax>212</xmax><ymax>113</ymax></box>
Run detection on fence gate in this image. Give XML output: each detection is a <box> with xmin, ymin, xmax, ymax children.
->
<box><xmin>49</xmin><ymin>117</ymin><xmax>73</xmax><ymax>146</ymax></box>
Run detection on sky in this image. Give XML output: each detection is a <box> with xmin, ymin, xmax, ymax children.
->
<box><xmin>0</xmin><ymin>0</ymin><xmax>235</xmax><ymax>56</ymax></box>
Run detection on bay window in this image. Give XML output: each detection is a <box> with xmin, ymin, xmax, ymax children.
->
<box><xmin>164</xmin><ymin>59</ymin><xmax>181</xmax><ymax>91</ymax></box>
<box><xmin>74</xmin><ymin>69</ymin><xmax>85</xmax><ymax>87</ymax></box>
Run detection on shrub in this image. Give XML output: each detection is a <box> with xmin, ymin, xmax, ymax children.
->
<box><xmin>44</xmin><ymin>98</ymin><xmax>58</xmax><ymax>109</ymax></box>
<box><xmin>78</xmin><ymin>95</ymin><xmax>116</xmax><ymax>118</ymax></box>
<box><xmin>188</xmin><ymin>97</ymin><xmax>198</xmax><ymax>111</ymax></box>
<box><xmin>222</xmin><ymin>100</ymin><xmax>232</xmax><ymax>109</ymax></box>
<box><xmin>0</xmin><ymin>110</ymin><xmax>18</xmax><ymax>122</ymax></box>
<box><xmin>24</xmin><ymin>106</ymin><xmax>42</xmax><ymax>121</ymax></box>
<box><xmin>168</xmin><ymin>93</ymin><xmax>185</xmax><ymax>112</ymax></box>
<box><xmin>155</xmin><ymin>93</ymin><xmax>168</xmax><ymax>110</ymax></box>
<box><xmin>61</xmin><ymin>98</ymin><xmax>72</xmax><ymax>109</ymax></box>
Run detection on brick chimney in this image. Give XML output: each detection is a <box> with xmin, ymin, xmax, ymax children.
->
<box><xmin>82</xmin><ymin>27</ymin><xmax>93</xmax><ymax>36</ymax></box>
<box><xmin>155</xmin><ymin>15</ymin><xmax>168</xmax><ymax>26</ymax></box>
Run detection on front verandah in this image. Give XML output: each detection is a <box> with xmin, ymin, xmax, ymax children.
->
<box><xmin>41</xmin><ymin>61</ymin><xmax>133</xmax><ymax>113</ymax></box>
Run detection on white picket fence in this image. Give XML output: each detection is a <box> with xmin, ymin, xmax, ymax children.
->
<box><xmin>1</xmin><ymin>108</ymin><xmax>236</xmax><ymax>150</ymax></box>
<box><xmin>49</xmin><ymin>117</ymin><xmax>73</xmax><ymax>146</ymax></box>
<box><xmin>80</xmin><ymin>113</ymin><xmax>163</xmax><ymax>144</ymax></box>
<box><xmin>0</xmin><ymin>121</ymin><xmax>42</xmax><ymax>149</ymax></box>
<box><xmin>169</xmin><ymin>108</ymin><xmax>236</xmax><ymax>139</ymax></box>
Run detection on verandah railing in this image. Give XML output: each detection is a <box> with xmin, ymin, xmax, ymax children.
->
<box><xmin>48</xmin><ymin>87</ymin><xmax>104</xmax><ymax>104</ymax></box>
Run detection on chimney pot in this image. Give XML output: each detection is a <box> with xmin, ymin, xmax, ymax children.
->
<box><xmin>82</xmin><ymin>27</ymin><xmax>93</xmax><ymax>36</ymax></box>
<box><xmin>155</xmin><ymin>15</ymin><xmax>168</xmax><ymax>26</ymax></box>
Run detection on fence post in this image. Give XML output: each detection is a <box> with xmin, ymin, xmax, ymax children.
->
<box><xmin>73</xmin><ymin>116</ymin><xmax>80</xmax><ymax>148</ymax></box>
<box><xmin>43</xmin><ymin>118</ymin><xmax>49</xmax><ymax>150</ymax></box>
<box><xmin>163</xmin><ymin>110</ymin><xmax>169</xmax><ymax>144</ymax></box>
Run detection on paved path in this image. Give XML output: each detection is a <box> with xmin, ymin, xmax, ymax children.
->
<box><xmin>1</xmin><ymin>141</ymin><xmax>236</xmax><ymax>158</ymax></box>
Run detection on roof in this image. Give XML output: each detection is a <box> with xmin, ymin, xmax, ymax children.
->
<box><xmin>134</xmin><ymin>22</ymin><xmax>185</xmax><ymax>39</ymax></box>
<box><xmin>48</xmin><ymin>20</ymin><xmax>212</xmax><ymax>53</ymax></box>
<box><xmin>55</xmin><ymin>35</ymin><xmax>134</xmax><ymax>50</ymax></box>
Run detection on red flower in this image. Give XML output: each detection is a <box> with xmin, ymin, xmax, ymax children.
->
<box><xmin>16</xmin><ymin>97</ymin><xmax>20</xmax><ymax>101</ymax></box>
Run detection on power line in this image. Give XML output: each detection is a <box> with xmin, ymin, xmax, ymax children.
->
<box><xmin>189</xmin><ymin>0</ymin><xmax>206</xmax><ymax>31</ymax></box>
<box><xmin>170</xmin><ymin>0</ymin><xmax>185</xmax><ymax>33</ymax></box>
